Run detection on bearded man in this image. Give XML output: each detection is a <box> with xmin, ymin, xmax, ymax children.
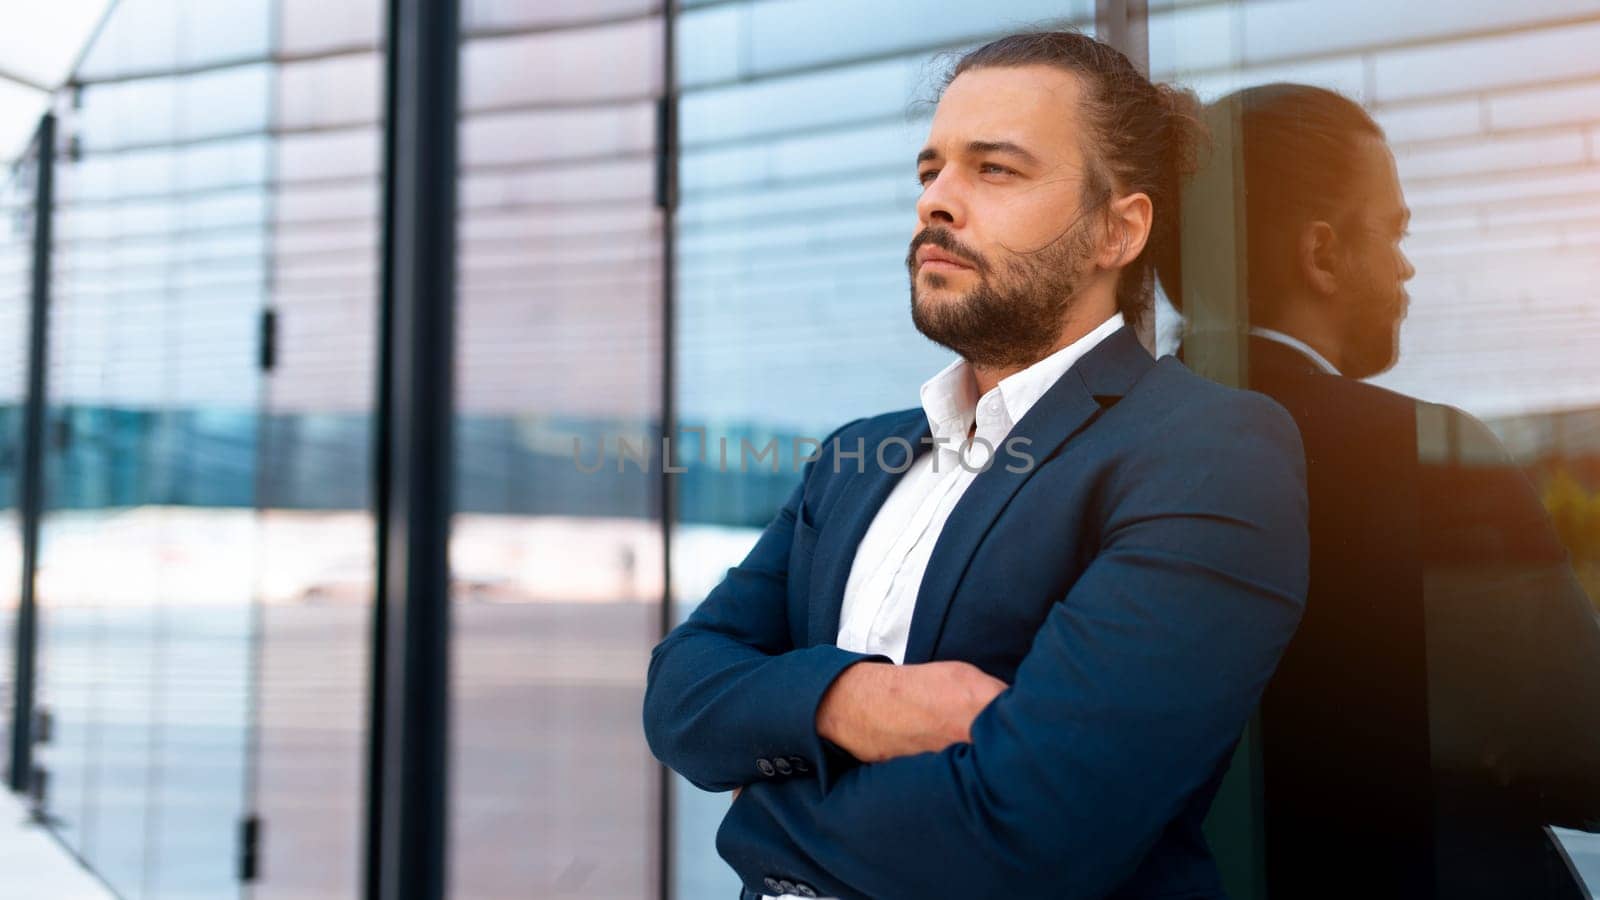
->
<box><xmin>644</xmin><ymin>31</ymin><xmax>1310</xmax><ymax>900</ymax></box>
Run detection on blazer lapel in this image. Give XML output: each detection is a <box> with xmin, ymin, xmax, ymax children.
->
<box><xmin>900</xmin><ymin>326</ymin><xmax>1155</xmax><ymax>663</ymax></box>
<box><xmin>806</xmin><ymin>412</ymin><xmax>931</xmax><ymax>646</ymax></box>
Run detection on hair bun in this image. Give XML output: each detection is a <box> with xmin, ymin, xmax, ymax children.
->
<box><xmin>1158</xmin><ymin>83</ymin><xmax>1209</xmax><ymax>184</ymax></box>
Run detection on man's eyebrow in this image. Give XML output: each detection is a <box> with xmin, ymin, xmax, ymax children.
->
<box><xmin>916</xmin><ymin>141</ymin><xmax>1044</xmax><ymax>167</ymax></box>
<box><xmin>967</xmin><ymin>140</ymin><xmax>1043</xmax><ymax>168</ymax></box>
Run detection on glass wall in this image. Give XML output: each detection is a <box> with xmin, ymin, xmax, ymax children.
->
<box><xmin>1151</xmin><ymin>2</ymin><xmax>1600</xmax><ymax>897</ymax></box>
<box><xmin>36</xmin><ymin>0</ymin><xmax>273</xmax><ymax>895</ymax></box>
<box><xmin>448</xmin><ymin>3</ymin><xmax>666</xmax><ymax>897</ymax></box>
<box><xmin>24</xmin><ymin>0</ymin><xmax>382</xmax><ymax>898</ymax></box>
<box><xmin>1</xmin><ymin>2</ymin><xmax>1594</xmax><ymax>898</ymax></box>
<box><xmin>250</xmin><ymin>1</ymin><xmax>383</xmax><ymax>898</ymax></box>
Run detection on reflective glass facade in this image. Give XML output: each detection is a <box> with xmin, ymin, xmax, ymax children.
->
<box><xmin>1150</xmin><ymin>4</ymin><xmax>1600</xmax><ymax>894</ymax></box>
<box><xmin>24</xmin><ymin>0</ymin><xmax>381</xmax><ymax>897</ymax></box>
<box><xmin>38</xmin><ymin>0</ymin><xmax>273</xmax><ymax>894</ymax></box>
<box><xmin>448</xmin><ymin>3</ymin><xmax>664</xmax><ymax>897</ymax></box>
<box><xmin>0</xmin><ymin>1</ymin><xmax>1596</xmax><ymax>898</ymax></box>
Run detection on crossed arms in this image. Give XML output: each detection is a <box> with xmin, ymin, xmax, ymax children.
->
<box><xmin>643</xmin><ymin>394</ymin><xmax>1310</xmax><ymax>898</ymax></box>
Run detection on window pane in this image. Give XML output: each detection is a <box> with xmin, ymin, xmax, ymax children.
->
<box><xmin>449</xmin><ymin>9</ymin><xmax>665</xmax><ymax>898</ymax></box>
<box><xmin>32</xmin><ymin>3</ymin><xmax>381</xmax><ymax>899</ymax></box>
<box><xmin>1152</xmin><ymin>4</ymin><xmax>1600</xmax><ymax>895</ymax></box>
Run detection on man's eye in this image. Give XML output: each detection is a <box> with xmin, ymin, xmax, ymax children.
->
<box><xmin>917</xmin><ymin>170</ymin><xmax>938</xmax><ymax>186</ymax></box>
<box><xmin>980</xmin><ymin>163</ymin><xmax>1014</xmax><ymax>176</ymax></box>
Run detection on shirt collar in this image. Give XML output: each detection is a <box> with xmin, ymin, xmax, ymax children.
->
<box><xmin>1248</xmin><ymin>325</ymin><xmax>1341</xmax><ymax>375</ymax></box>
<box><xmin>919</xmin><ymin>311</ymin><xmax>1125</xmax><ymax>443</ymax></box>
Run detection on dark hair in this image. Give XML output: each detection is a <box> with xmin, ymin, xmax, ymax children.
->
<box><xmin>943</xmin><ymin>30</ymin><xmax>1208</xmax><ymax>326</ymax></box>
<box><xmin>1155</xmin><ymin>83</ymin><xmax>1384</xmax><ymax>322</ymax></box>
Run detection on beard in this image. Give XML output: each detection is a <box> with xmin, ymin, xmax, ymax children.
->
<box><xmin>1336</xmin><ymin>255</ymin><xmax>1409</xmax><ymax>379</ymax></box>
<box><xmin>907</xmin><ymin>217</ymin><xmax>1099</xmax><ymax>370</ymax></box>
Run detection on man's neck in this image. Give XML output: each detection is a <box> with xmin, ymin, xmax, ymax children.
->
<box><xmin>1253</xmin><ymin>308</ymin><xmax>1344</xmax><ymax>375</ymax></box>
<box><xmin>970</xmin><ymin>310</ymin><xmax>1114</xmax><ymax>396</ymax></box>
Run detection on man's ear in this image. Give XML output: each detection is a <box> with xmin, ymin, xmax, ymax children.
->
<box><xmin>1298</xmin><ymin>220</ymin><xmax>1340</xmax><ymax>296</ymax></box>
<box><xmin>1098</xmin><ymin>191</ymin><xmax>1153</xmax><ymax>270</ymax></box>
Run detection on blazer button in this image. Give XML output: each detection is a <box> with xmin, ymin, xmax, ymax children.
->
<box><xmin>788</xmin><ymin>755</ymin><xmax>810</xmax><ymax>773</ymax></box>
<box><xmin>763</xmin><ymin>876</ymin><xmax>783</xmax><ymax>893</ymax></box>
<box><xmin>773</xmin><ymin>757</ymin><xmax>793</xmax><ymax>775</ymax></box>
<box><xmin>777</xmin><ymin>880</ymin><xmax>798</xmax><ymax>895</ymax></box>
<box><xmin>756</xmin><ymin>758</ymin><xmax>777</xmax><ymax>777</ymax></box>
<box><xmin>795</xmin><ymin>884</ymin><xmax>819</xmax><ymax>898</ymax></box>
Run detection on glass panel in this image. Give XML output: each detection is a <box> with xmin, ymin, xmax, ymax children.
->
<box><xmin>250</xmin><ymin>4</ymin><xmax>383</xmax><ymax>899</ymax></box>
<box><xmin>448</xmin><ymin>8</ymin><xmax>665</xmax><ymax>899</ymax></box>
<box><xmin>40</xmin><ymin>52</ymin><xmax>269</xmax><ymax>899</ymax></box>
<box><xmin>75</xmin><ymin>0</ymin><xmax>272</xmax><ymax>80</ymax></box>
<box><xmin>277</xmin><ymin>0</ymin><xmax>380</xmax><ymax>56</ymax></box>
<box><xmin>1151</xmin><ymin>5</ymin><xmax>1600</xmax><ymax>896</ymax></box>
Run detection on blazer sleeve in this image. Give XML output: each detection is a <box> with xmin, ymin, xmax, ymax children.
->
<box><xmin>713</xmin><ymin>391</ymin><xmax>1310</xmax><ymax>899</ymax></box>
<box><xmin>642</xmin><ymin>418</ymin><xmax>888</xmax><ymax>793</ymax></box>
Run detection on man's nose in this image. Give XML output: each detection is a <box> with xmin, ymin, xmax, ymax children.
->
<box><xmin>916</xmin><ymin>171</ymin><xmax>967</xmax><ymax>230</ymax></box>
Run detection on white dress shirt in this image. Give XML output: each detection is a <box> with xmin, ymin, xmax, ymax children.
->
<box><xmin>760</xmin><ymin>311</ymin><xmax>1124</xmax><ymax>900</ymax></box>
<box><xmin>1248</xmin><ymin>325</ymin><xmax>1340</xmax><ymax>375</ymax></box>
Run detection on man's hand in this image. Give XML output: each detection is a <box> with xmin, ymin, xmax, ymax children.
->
<box><xmin>815</xmin><ymin>660</ymin><xmax>1008</xmax><ymax>763</ymax></box>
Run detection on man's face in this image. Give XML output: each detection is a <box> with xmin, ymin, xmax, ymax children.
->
<box><xmin>1333</xmin><ymin>136</ymin><xmax>1415</xmax><ymax>378</ymax></box>
<box><xmin>909</xmin><ymin>65</ymin><xmax>1106</xmax><ymax>369</ymax></box>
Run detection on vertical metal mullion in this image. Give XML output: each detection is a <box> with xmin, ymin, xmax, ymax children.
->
<box><xmin>655</xmin><ymin>3</ymin><xmax>680</xmax><ymax>897</ymax></box>
<box><xmin>1095</xmin><ymin>0</ymin><xmax>1149</xmax><ymax>74</ymax></box>
<box><xmin>362</xmin><ymin>4</ymin><xmax>400</xmax><ymax>893</ymax></box>
<box><xmin>10</xmin><ymin>113</ymin><xmax>54</xmax><ymax>795</ymax></box>
<box><xmin>1096</xmin><ymin>0</ymin><xmax>1154</xmax><ymax>354</ymax></box>
<box><xmin>367</xmin><ymin>0</ymin><xmax>458</xmax><ymax>898</ymax></box>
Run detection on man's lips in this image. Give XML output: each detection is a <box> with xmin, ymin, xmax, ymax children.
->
<box><xmin>916</xmin><ymin>246</ymin><xmax>975</xmax><ymax>271</ymax></box>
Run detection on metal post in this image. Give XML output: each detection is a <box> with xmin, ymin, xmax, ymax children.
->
<box><xmin>1095</xmin><ymin>0</ymin><xmax>1149</xmax><ymax>75</ymax></box>
<box><xmin>366</xmin><ymin>1</ymin><xmax>458</xmax><ymax>898</ymax></box>
<box><xmin>10</xmin><ymin>114</ymin><xmax>54</xmax><ymax>794</ymax></box>
<box><xmin>655</xmin><ymin>4</ymin><xmax>679</xmax><ymax>896</ymax></box>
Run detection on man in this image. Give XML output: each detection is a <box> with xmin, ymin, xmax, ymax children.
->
<box><xmin>1159</xmin><ymin>83</ymin><xmax>1600</xmax><ymax>898</ymax></box>
<box><xmin>643</xmin><ymin>32</ymin><xmax>1310</xmax><ymax>899</ymax></box>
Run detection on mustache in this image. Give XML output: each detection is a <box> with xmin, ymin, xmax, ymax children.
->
<box><xmin>907</xmin><ymin>228</ymin><xmax>988</xmax><ymax>274</ymax></box>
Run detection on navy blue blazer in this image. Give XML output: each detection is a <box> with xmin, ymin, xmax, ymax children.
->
<box><xmin>643</xmin><ymin>326</ymin><xmax>1310</xmax><ymax>899</ymax></box>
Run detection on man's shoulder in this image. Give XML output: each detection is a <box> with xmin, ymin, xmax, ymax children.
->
<box><xmin>826</xmin><ymin>407</ymin><xmax>924</xmax><ymax>443</ymax></box>
<box><xmin>800</xmin><ymin>408</ymin><xmax>925</xmax><ymax>483</ymax></box>
<box><xmin>1252</xmin><ymin>357</ymin><xmax>1420</xmax><ymax>422</ymax></box>
<box><xmin>1135</xmin><ymin>355</ymin><xmax>1301</xmax><ymax>438</ymax></box>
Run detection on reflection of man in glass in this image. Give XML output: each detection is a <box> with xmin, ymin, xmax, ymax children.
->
<box><xmin>645</xmin><ymin>32</ymin><xmax>1311</xmax><ymax>900</ymax></box>
<box><xmin>1159</xmin><ymin>83</ymin><xmax>1600</xmax><ymax>899</ymax></box>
